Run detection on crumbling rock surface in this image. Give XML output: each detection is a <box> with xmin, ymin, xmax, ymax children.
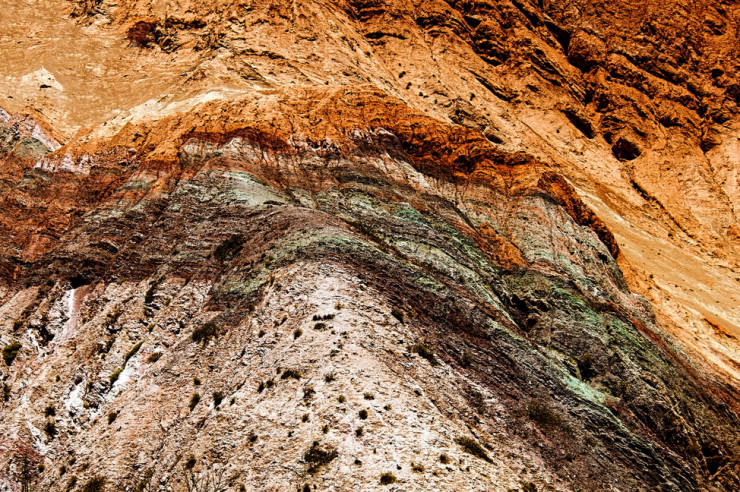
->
<box><xmin>0</xmin><ymin>0</ymin><xmax>738</xmax><ymax>491</ymax></box>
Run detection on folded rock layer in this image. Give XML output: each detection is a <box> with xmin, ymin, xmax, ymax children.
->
<box><xmin>0</xmin><ymin>0</ymin><xmax>738</xmax><ymax>490</ymax></box>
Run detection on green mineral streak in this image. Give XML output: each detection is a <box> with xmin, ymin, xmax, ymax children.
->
<box><xmin>120</xmin><ymin>179</ymin><xmax>153</xmax><ymax>192</ymax></box>
<box><xmin>608</xmin><ymin>318</ymin><xmax>662</xmax><ymax>366</ymax></box>
<box><xmin>346</xmin><ymin>191</ymin><xmax>376</xmax><ymax>210</ymax></box>
<box><xmin>314</xmin><ymin>189</ymin><xmax>510</xmax><ymax>311</ymax></box>
<box><xmin>391</xmin><ymin>202</ymin><xmax>430</xmax><ymax>226</ymax></box>
<box><xmin>217</xmin><ymin>230</ymin><xmax>383</xmax><ymax>297</ymax></box>
<box><xmin>391</xmin><ymin>237</ymin><xmax>505</xmax><ymax>311</ymax></box>
<box><xmin>415</xmin><ymin>275</ymin><xmax>446</xmax><ymax>292</ymax></box>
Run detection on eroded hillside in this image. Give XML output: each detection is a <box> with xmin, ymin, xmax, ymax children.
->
<box><xmin>0</xmin><ymin>0</ymin><xmax>738</xmax><ymax>490</ymax></box>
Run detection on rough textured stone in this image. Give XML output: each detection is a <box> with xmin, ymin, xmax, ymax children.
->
<box><xmin>0</xmin><ymin>0</ymin><xmax>738</xmax><ymax>491</ymax></box>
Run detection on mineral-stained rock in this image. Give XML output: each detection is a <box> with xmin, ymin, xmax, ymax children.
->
<box><xmin>0</xmin><ymin>0</ymin><xmax>738</xmax><ymax>491</ymax></box>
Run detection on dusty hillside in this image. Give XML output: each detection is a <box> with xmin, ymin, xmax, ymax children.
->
<box><xmin>0</xmin><ymin>0</ymin><xmax>738</xmax><ymax>491</ymax></box>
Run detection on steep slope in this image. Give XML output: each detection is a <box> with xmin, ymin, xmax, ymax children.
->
<box><xmin>2</xmin><ymin>0</ymin><xmax>737</xmax><ymax>385</ymax></box>
<box><xmin>0</xmin><ymin>1</ymin><xmax>738</xmax><ymax>491</ymax></box>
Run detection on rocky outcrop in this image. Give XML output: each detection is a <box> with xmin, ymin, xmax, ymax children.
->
<box><xmin>0</xmin><ymin>0</ymin><xmax>738</xmax><ymax>491</ymax></box>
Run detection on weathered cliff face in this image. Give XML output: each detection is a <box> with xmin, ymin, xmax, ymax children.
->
<box><xmin>0</xmin><ymin>1</ymin><xmax>738</xmax><ymax>491</ymax></box>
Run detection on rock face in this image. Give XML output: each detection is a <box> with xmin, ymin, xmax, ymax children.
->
<box><xmin>0</xmin><ymin>1</ymin><xmax>738</xmax><ymax>491</ymax></box>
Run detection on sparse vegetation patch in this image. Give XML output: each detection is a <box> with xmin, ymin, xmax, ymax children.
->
<box><xmin>124</xmin><ymin>341</ymin><xmax>144</xmax><ymax>364</ymax></box>
<box><xmin>526</xmin><ymin>399</ymin><xmax>567</xmax><ymax>431</ymax></box>
<box><xmin>281</xmin><ymin>369</ymin><xmax>302</xmax><ymax>380</ymax></box>
<box><xmin>109</xmin><ymin>367</ymin><xmax>123</xmax><ymax>385</ymax></box>
<box><xmin>189</xmin><ymin>392</ymin><xmax>201</xmax><ymax>411</ymax></box>
<box><xmin>192</xmin><ymin>321</ymin><xmax>220</xmax><ymax>345</ymax></box>
<box><xmin>44</xmin><ymin>421</ymin><xmax>57</xmax><ymax>439</ymax></box>
<box><xmin>409</xmin><ymin>343</ymin><xmax>437</xmax><ymax>365</ymax></box>
<box><xmin>379</xmin><ymin>472</ymin><xmax>397</xmax><ymax>485</ymax></box>
<box><xmin>81</xmin><ymin>476</ymin><xmax>105</xmax><ymax>492</ymax></box>
<box><xmin>304</xmin><ymin>441</ymin><xmax>338</xmax><ymax>474</ymax></box>
<box><xmin>2</xmin><ymin>342</ymin><xmax>21</xmax><ymax>366</ymax></box>
<box><xmin>455</xmin><ymin>436</ymin><xmax>491</xmax><ymax>463</ymax></box>
<box><xmin>213</xmin><ymin>391</ymin><xmax>224</xmax><ymax>408</ymax></box>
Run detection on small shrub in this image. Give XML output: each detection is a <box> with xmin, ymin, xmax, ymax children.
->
<box><xmin>144</xmin><ymin>277</ymin><xmax>163</xmax><ymax>306</ymax></box>
<box><xmin>303</xmin><ymin>386</ymin><xmax>315</xmax><ymax>401</ymax></box>
<box><xmin>312</xmin><ymin>314</ymin><xmax>335</xmax><ymax>321</ymax></box>
<box><xmin>323</xmin><ymin>372</ymin><xmax>336</xmax><ymax>383</ymax></box>
<box><xmin>409</xmin><ymin>344</ymin><xmax>437</xmax><ymax>365</ymax></box>
<box><xmin>302</xmin><ymin>485</ymin><xmax>311</xmax><ymax>492</ymax></box>
<box><xmin>355</xmin><ymin>427</ymin><xmax>363</xmax><ymax>437</ymax></box>
<box><xmin>124</xmin><ymin>341</ymin><xmax>144</xmax><ymax>364</ymax></box>
<box><xmin>439</xmin><ymin>454</ymin><xmax>450</xmax><ymax>464</ymax></box>
<box><xmin>147</xmin><ymin>352</ymin><xmax>162</xmax><ymax>363</ymax></box>
<box><xmin>108</xmin><ymin>411</ymin><xmax>118</xmax><ymax>424</ymax></box>
<box><xmin>358</xmin><ymin>409</ymin><xmax>368</xmax><ymax>420</ymax></box>
<box><xmin>257</xmin><ymin>382</ymin><xmax>265</xmax><ymax>393</ymax></box>
<box><xmin>44</xmin><ymin>405</ymin><xmax>56</xmax><ymax>417</ymax></box>
<box><xmin>526</xmin><ymin>400</ymin><xmax>565</xmax><ymax>430</ymax></box>
<box><xmin>304</xmin><ymin>441</ymin><xmax>338</xmax><ymax>474</ymax></box>
<box><xmin>412</xmin><ymin>463</ymin><xmax>424</xmax><ymax>473</ymax></box>
<box><xmin>193</xmin><ymin>377</ymin><xmax>201</xmax><ymax>386</ymax></box>
<box><xmin>105</xmin><ymin>309</ymin><xmax>122</xmax><ymax>327</ymax></box>
<box><xmin>334</xmin><ymin>301</ymin><xmax>344</xmax><ymax>310</ymax></box>
<box><xmin>363</xmin><ymin>393</ymin><xmax>375</xmax><ymax>400</ymax></box>
<box><xmin>455</xmin><ymin>436</ymin><xmax>491</xmax><ymax>463</ymax></box>
<box><xmin>281</xmin><ymin>369</ymin><xmax>302</xmax><ymax>380</ymax></box>
<box><xmin>521</xmin><ymin>482</ymin><xmax>537</xmax><ymax>492</ymax></box>
<box><xmin>338</xmin><ymin>395</ymin><xmax>346</xmax><ymax>403</ymax></box>
<box><xmin>258</xmin><ymin>329</ymin><xmax>266</xmax><ymax>337</ymax></box>
<box><xmin>322</xmin><ymin>424</ymin><xmax>329</xmax><ymax>434</ymax></box>
<box><xmin>313</xmin><ymin>322</ymin><xmax>327</xmax><ymax>330</ymax></box>
<box><xmin>461</xmin><ymin>351</ymin><xmax>473</xmax><ymax>367</ymax></box>
<box><xmin>2</xmin><ymin>342</ymin><xmax>21</xmax><ymax>366</ymax></box>
<box><xmin>213</xmin><ymin>391</ymin><xmax>224</xmax><ymax>408</ymax></box>
<box><xmin>189</xmin><ymin>392</ymin><xmax>200</xmax><ymax>411</ymax></box>
<box><xmin>184</xmin><ymin>456</ymin><xmax>196</xmax><ymax>470</ymax></box>
<box><xmin>192</xmin><ymin>322</ymin><xmax>220</xmax><ymax>345</ymax></box>
<box><xmin>379</xmin><ymin>472</ymin><xmax>397</xmax><ymax>485</ymax></box>
<box><xmin>248</xmin><ymin>433</ymin><xmax>258</xmax><ymax>443</ymax></box>
<box><xmin>109</xmin><ymin>367</ymin><xmax>123</xmax><ymax>385</ymax></box>
<box><xmin>391</xmin><ymin>308</ymin><xmax>404</xmax><ymax>323</ymax></box>
<box><xmin>59</xmin><ymin>465</ymin><xmax>67</xmax><ymax>475</ymax></box>
<box><xmin>44</xmin><ymin>421</ymin><xmax>57</xmax><ymax>439</ymax></box>
<box><xmin>294</xmin><ymin>328</ymin><xmax>303</xmax><ymax>339</ymax></box>
<box><xmin>469</xmin><ymin>390</ymin><xmax>485</xmax><ymax>411</ymax></box>
<box><xmin>213</xmin><ymin>235</ymin><xmax>246</xmax><ymax>263</ymax></box>
<box><xmin>301</xmin><ymin>414</ymin><xmax>309</xmax><ymax>423</ymax></box>
<box><xmin>265</xmin><ymin>379</ymin><xmax>275</xmax><ymax>388</ymax></box>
